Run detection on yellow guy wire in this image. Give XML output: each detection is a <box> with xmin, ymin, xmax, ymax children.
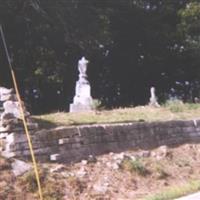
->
<box><xmin>0</xmin><ymin>25</ymin><xmax>43</xmax><ymax>200</ymax></box>
<box><xmin>11</xmin><ymin>70</ymin><xmax>44</xmax><ymax>200</ymax></box>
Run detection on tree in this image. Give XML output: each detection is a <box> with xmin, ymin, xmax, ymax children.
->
<box><xmin>0</xmin><ymin>0</ymin><xmax>112</xmax><ymax>113</ymax></box>
<box><xmin>0</xmin><ymin>0</ymin><xmax>199</xmax><ymax>113</ymax></box>
<box><xmin>178</xmin><ymin>1</ymin><xmax>200</xmax><ymax>52</ymax></box>
<box><xmin>177</xmin><ymin>1</ymin><xmax>200</xmax><ymax>100</ymax></box>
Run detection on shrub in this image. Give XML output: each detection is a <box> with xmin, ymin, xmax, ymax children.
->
<box><xmin>155</xmin><ymin>165</ymin><xmax>169</xmax><ymax>179</ymax></box>
<box><xmin>43</xmin><ymin>179</ymin><xmax>65</xmax><ymax>200</ymax></box>
<box><xmin>120</xmin><ymin>158</ymin><xmax>149</xmax><ymax>176</ymax></box>
<box><xmin>0</xmin><ymin>156</ymin><xmax>11</xmax><ymax>170</ymax></box>
<box><xmin>67</xmin><ymin>176</ymin><xmax>86</xmax><ymax>195</ymax></box>
<box><xmin>20</xmin><ymin>168</ymin><xmax>65</xmax><ymax>199</ymax></box>
<box><xmin>91</xmin><ymin>99</ymin><xmax>104</xmax><ymax>111</ymax></box>
<box><xmin>164</xmin><ymin>99</ymin><xmax>184</xmax><ymax>113</ymax></box>
<box><xmin>185</xmin><ymin>103</ymin><xmax>200</xmax><ymax>110</ymax></box>
<box><xmin>20</xmin><ymin>168</ymin><xmax>47</xmax><ymax>193</ymax></box>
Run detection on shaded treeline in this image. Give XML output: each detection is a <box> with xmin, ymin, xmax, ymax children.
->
<box><xmin>0</xmin><ymin>0</ymin><xmax>199</xmax><ymax>113</ymax></box>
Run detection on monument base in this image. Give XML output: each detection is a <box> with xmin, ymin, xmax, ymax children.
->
<box><xmin>69</xmin><ymin>103</ymin><xmax>93</xmax><ymax>112</ymax></box>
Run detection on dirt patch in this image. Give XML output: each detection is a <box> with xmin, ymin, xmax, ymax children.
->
<box><xmin>1</xmin><ymin>143</ymin><xmax>200</xmax><ymax>199</ymax></box>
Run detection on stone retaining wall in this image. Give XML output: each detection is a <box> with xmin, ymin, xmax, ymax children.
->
<box><xmin>1</xmin><ymin>119</ymin><xmax>200</xmax><ymax>163</ymax></box>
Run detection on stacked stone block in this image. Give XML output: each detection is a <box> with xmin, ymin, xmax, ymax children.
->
<box><xmin>0</xmin><ymin>87</ymin><xmax>38</xmax><ymax>158</ymax></box>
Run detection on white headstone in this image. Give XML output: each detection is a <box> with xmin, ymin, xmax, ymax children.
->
<box><xmin>149</xmin><ymin>87</ymin><xmax>160</xmax><ymax>107</ymax></box>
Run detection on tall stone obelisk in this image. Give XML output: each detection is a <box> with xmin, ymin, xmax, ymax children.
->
<box><xmin>69</xmin><ymin>57</ymin><xmax>93</xmax><ymax>112</ymax></box>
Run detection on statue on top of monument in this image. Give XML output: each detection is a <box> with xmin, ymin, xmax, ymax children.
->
<box><xmin>78</xmin><ymin>57</ymin><xmax>89</xmax><ymax>77</ymax></box>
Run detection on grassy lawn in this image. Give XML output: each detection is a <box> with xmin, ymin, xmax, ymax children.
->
<box><xmin>33</xmin><ymin>102</ymin><xmax>200</xmax><ymax>128</ymax></box>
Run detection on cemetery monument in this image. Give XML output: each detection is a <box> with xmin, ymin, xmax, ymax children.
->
<box><xmin>69</xmin><ymin>57</ymin><xmax>94</xmax><ymax>112</ymax></box>
<box><xmin>149</xmin><ymin>86</ymin><xmax>160</xmax><ymax>107</ymax></box>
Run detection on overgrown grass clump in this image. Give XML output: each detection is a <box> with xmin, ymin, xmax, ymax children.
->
<box><xmin>19</xmin><ymin>168</ymin><xmax>47</xmax><ymax>193</ymax></box>
<box><xmin>144</xmin><ymin>180</ymin><xmax>200</xmax><ymax>200</ymax></box>
<box><xmin>154</xmin><ymin>164</ymin><xmax>169</xmax><ymax>179</ymax></box>
<box><xmin>120</xmin><ymin>158</ymin><xmax>149</xmax><ymax>176</ymax></box>
<box><xmin>164</xmin><ymin>100</ymin><xmax>185</xmax><ymax>113</ymax></box>
<box><xmin>0</xmin><ymin>156</ymin><xmax>11</xmax><ymax>171</ymax></box>
<box><xmin>19</xmin><ymin>168</ymin><xmax>65</xmax><ymax>200</ymax></box>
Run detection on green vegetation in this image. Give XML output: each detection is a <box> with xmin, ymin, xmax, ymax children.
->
<box><xmin>120</xmin><ymin>158</ymin><xmax>149</xmax><ymax>176</ymax></box>
<box><xmin>19</xmin><ymin>168</ymin><xmax>47</xmax><ymax>193</ymax></box>
<box><xmin>164</xmin><ymin>100</ymin><xmax>200</xmax><ymax>113</ymax></box>
<box><xmin>0</xmin><ymin>156</ymin><xmax>11</xmax><ymax>171</ymax></box>
<box><xmin>144</xmin><ymin>180</ymin><xmax>200</xmax><ymax>200</ymax></box>
<box><xmin>164</xmin><ymin>100</ymin><xmax>185</xmax><ymax>113</ymax></box>
<box><xmin>154</xmin><ymin>164</ymin><xmax>169</xmax><ymax>180</ymax></box>
<box><xmin>19</xmin><ymin>168</ymin><xmax>65</xmax><ymax>200</ymax></box>
<box><xmin>91</xmin><ymin>99</ymin><xmax>104</xmax><ymax>111</ymax></box>
<box><xmin>42</xmin><ymin>179</ymin><xmax>65</xmax><ymax>200</ymax></box>
<box><xmin>67</xmin><ymin>176</ymin><xmax>86</xmax><ymax>196</ymax></box>
<box><xmin>34</xmin><ymin>103</ymin><xmax>200</xmax><ymax>128</ymax></box>
<box><xmin>2</xmin><ymin>1</ymin><xmax>200</xmax><ymax>113</ymax></box>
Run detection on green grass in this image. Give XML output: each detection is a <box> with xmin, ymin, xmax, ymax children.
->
<box><xmin>33</xmin><ymin>103</ymin><xmax>200</xmax><ymax>129</ymax></box>
<box><xmin>120</xmin><ymin>158</ymin><xmax>149</xmax><ymax>176</ymax></box>
<box><xmin>144</xmin><ymin>180</ymin><xmax>200</xmax><ymax>200</ymax></box>
<box><xmin>19</xmin><ymin>168</ymin><xmax>65</xmax><ymax>200</ymax></box>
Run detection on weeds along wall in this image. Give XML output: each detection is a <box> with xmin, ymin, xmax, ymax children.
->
<box><xmin>1</xmin><ymin>120</ymin><xmax>200</xmax><ymax>163</ymax></box>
